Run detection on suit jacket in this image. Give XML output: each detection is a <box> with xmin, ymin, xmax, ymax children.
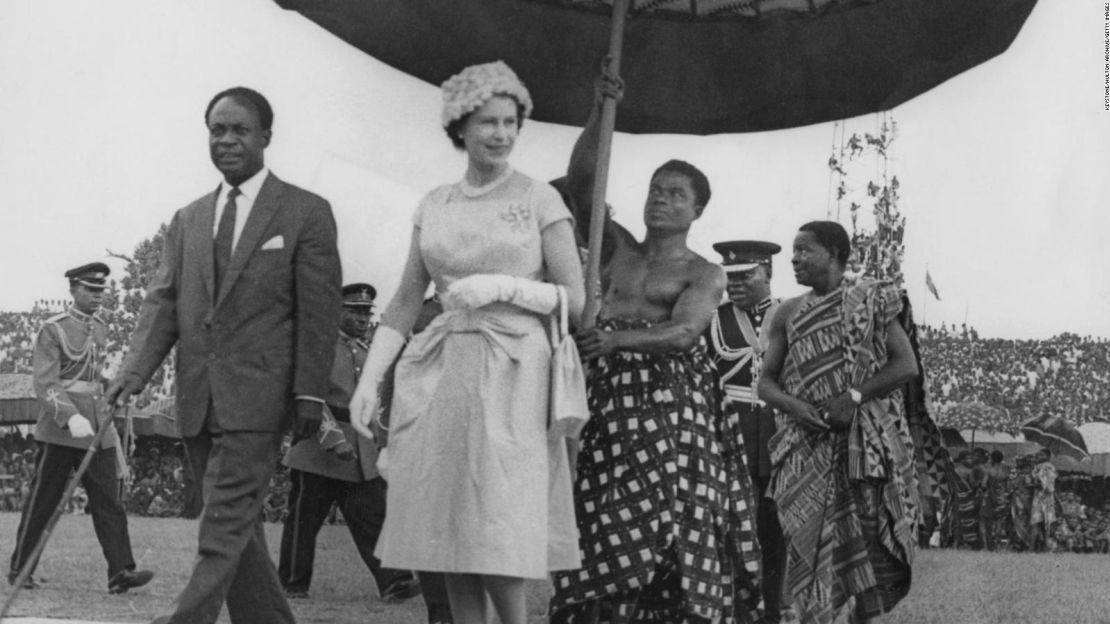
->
<box><xmin>122</xmin><ymin>172</ymin><xmax>341</xmax><ymax>437</ymax></box>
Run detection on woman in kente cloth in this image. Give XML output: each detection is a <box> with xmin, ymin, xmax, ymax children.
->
<box><xmin>348</xmin><ymin>61</ymin><xmax>585</xmax><ymax>624</ymax></box>
<box><xmin>759</xmin><ymin>221</ymin><xmax>947</xmax><ymax>624</ymax></box>
<box><xmin>1009</xmin><ymin>456</ymin><xmax>1037</xmax><ymax>551</ymax></box>
<box><xmin>940</xmin><ymin>451</ymin><xmax>982</xmax><ymax>549</ymax></box>
<box><xmin>548</xmin><ymin>61</ymin><xmax>762</xmax><ymax>624</ymax></box>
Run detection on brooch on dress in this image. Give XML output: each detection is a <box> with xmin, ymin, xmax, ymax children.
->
<box><xmin>500</xmin><ymin>203</ymin><xmax>531</xmax><ymax>231</ymax></box>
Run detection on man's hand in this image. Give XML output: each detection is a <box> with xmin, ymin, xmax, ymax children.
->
<box><xmin>105</xmin><ymin>373</ymin><xmax>143</xmax><ymax>408</ymax></box>
<box><xmin>786</xmin><ymin>398</ymin><xmax>829</xmax><ymax>434</ymax></box>
<box><xmin>825</xmin><ymin>393</ymin><xmax>857</xmax><ymax>431</ymax></box>
<box><xmin>67</xmin><ymin>414</ymin><xmax>95</xmax><ymax>438</ymax></box>
<box><xmin>594</xmin><ymin>57</ymin><xmax>625</xmax><ymax>108</ymax></box>
<box><xmin>575</xmin><ymin>327</ymin><xmax>617</xmax><ymax>360</ymax></box>
<box><xmin>292</xmin><ymin>399</ymin><xmax>323</xmax><ymax>441</ymax></box>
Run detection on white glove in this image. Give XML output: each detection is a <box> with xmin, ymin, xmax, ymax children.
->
<box><xmin>376</xmin><ymin>447</ymin><xmax>391</xmax><ymax>482</ymax></box>
<box><xmin>349</xmin><ymin>325</ymin><xmax>407</xmax><ymax>441</ymax></box>
<box><xmin>67</xmin><ymin>414</ymin><xmax>94</xmax><ymax>438</ymax></box>
<box><xmin>444</xmin><ymin>274</ymin><xmax>558</xmax><ymax>314</ymax></box>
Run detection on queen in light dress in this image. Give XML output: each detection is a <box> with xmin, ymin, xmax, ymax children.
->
<box><xmin>349</xmin><ymin>61</ymin><xmax>585</xmax><ymax>624</ymax></box>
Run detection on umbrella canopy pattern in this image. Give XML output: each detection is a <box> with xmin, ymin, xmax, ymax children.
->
<box><xmin>276</xmin><ymin>0</ymin><xmax>1039</xmax><ymax>134</ymax></box>
<box><xmin>1021</xmin><ymin>413</ymin><xmax>1089</xmax><ymax>462</ymax></box>
<box><xmin>935</xmin><ymin>401</ymin><xmax>1016</xmax><ymax>433</ymax></box>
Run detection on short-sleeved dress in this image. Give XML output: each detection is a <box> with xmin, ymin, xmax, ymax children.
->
<box><xmin>374</xmin><ymin>170</ymin><xmax>581</xmax><ymax>578</ymax></box>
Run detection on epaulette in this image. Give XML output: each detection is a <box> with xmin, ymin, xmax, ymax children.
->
<box><xmin>45</xmin><ymin>311</ymin><xmax>70</xmax><ymax>325</ymax></box>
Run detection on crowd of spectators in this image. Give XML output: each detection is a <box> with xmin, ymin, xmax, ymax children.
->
<box><xmin>919</xmin><ymin>324</ymin><xmax>1110</xmax><ymax>428</ymax></box>
<box><xmin>5</xmin><ymin>306</ymin><xmax>1110</xmax><ymax>524</ymax></box>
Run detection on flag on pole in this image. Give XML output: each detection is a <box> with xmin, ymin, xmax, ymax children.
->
<box><xmin>925</xmin><ymin>270</ymin><xmax>941</xmax><ymax>300</ymax></box>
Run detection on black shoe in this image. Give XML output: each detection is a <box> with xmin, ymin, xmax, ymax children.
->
<box><xmin>381</xmin><ymin>576</ymin><xmax>421</xmax><ymax>603</ymax></box>
<box><xmin>8</xmin><ymin>573</ymin><xmax>39</xmax><ymax>590</ymax></box>
<box><xmin>108</xmin><ymin>568</ymin><xmax>153</xmax><ymax>594</ymax></box>
<box><xmin>284</xmin><ymin>588</ymin><xmax>311</xmax><ymax>599</ymax></box>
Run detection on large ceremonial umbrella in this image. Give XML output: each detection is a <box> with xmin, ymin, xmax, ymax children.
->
<box><xmin>275</xmin><ymin>0</ymin><xmax>1039</xmax><ymax>135</ymax></box>
<box><xmin>275</xmin><ymin>0</ymin><xmax>1038</xmax><ymax>320</ymax></box>
<box><xmin>1021</xmin><ymin>413</ymin><xmax>1089</xmax><ymax>462</ymax></box>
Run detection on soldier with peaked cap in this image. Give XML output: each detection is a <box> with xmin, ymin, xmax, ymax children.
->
<box><xmin>9</xmin><ymin>262</ymin><xmax>153</xmax><ymax>594</ymax></box>
<box><xmin>705</xmin><ymin>240</ymin><xmax>789</xmax><ymax>624</ymax></box>
<box><xmin>278</xmin><ymin>283</ymin><xmax>420</xmax><ymax>604</ymax></box>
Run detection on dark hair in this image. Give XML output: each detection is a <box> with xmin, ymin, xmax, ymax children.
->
<box><xmin>205</xmin><ymin>87</ymin><xmax>274</xmax><ymax>131</ymax></box>
<box><xmin>990</xmin><ymin>450</ymin><xmax>1004</xmax><ymax>463</ymax></box>
<box><xmin>444</xmin><ymin>95</ymin><xmax>527</xmax><ymax>150</ymax></box>
<box><xmin>652</xmin><ymin>159</ymin><xmax>711</xmax><ymax>207</ymax></box>
<box><xmin>798</xmin><ymin>220</ymin><xmax>851</xmax><ymax>266</ymax></box>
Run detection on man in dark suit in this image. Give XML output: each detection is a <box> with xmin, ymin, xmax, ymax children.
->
<box><xmin>107</xmin><ymin>87</ymin><xmax>341</xmax><ymax>624</ymax></box>
<box><xmin>10</xmin><ymin>263</ymin><xmax>153</xmax><ymax>594</ymax></box>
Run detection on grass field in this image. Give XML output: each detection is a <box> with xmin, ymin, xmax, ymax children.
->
<box><xmin>0</xmin><ymin>511</ymin><xmax>1108</xmax><ymax>623</ymax></box>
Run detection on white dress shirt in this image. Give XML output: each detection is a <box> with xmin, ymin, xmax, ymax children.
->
<box><xmin>214</xmin><ymin>167</ymin><xmax>269</xmax><ymax>252</ymax></box>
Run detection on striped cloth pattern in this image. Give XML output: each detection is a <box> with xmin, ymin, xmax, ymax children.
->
<box><xmin>769</xmin><ymin>278</ymin><xmax>919</xmax><ymax>624</ymax></box>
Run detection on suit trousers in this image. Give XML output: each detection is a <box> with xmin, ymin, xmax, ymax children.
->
<box><xmin>9</xmin><ymin>442</ymin><xmax>135</xmax><ymax>583</ymax></box>
<box><xmin>278</xmin><ymin>470</ymin><xmax>409</xmax><ymax>594</ymax></box>
<box><xmin>153</xmin><ymin>415</ymin><xmax>292</xmax><ymax>624</ymax></box>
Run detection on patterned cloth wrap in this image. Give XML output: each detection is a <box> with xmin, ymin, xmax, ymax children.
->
<box><xmin>768</xmin><ymin>277</ymin><xmax>923</xmax><ymax>624</ymax></box>
<box><xmin>551</xmin><ymin>318</ymin><xmax>762</xmax><ymax>624</ymax></box>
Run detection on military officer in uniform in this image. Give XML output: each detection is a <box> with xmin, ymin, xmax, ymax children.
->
<box><xmin>278</xmin><ymin>283</ymin><xmax>419</xmax><ymax>603</ymax></box>
<box><xmin>705</xmin><ymin>241</ymin><xmax>788</xmax><ymax>623</ymax></box>
<box><xmin>9</xmin><ymin>263</ymin><xmax>153</xmax><ymax>593</ymax></box>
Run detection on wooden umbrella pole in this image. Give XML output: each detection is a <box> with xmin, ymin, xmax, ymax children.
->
<box><xmin>0</xmin><ymin>405</ymin><xmax>123</xmax><ymax>617</ymax></box>
<box><xmin>583</xmin><ymin>0</ymin><xmax>630</xmax><ymax>328</ymax></box>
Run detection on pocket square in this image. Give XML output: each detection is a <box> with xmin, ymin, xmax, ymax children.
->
<box><xmin>260</xmin><ymin>235</ymin><xmax>284</xmax><ymax>250</ymax></box>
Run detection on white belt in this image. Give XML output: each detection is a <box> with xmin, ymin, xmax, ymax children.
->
<box><xmin>725</xmin><ymin>385</ymin><xmax>763</xmax><ymax>406</ymax></box>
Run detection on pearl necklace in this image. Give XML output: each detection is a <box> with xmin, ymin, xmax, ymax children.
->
<box><xmin>459</xmin><ymin>167</ymin><xmax>514</xmax><ymax>198</ymax></box>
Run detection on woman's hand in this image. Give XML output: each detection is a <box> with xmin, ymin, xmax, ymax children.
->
<box><xmin>348</xmin><ymin>381</ymin><xmax>379</xmax><ymax>442</ymax></box>
<box><xmin>443</xmin><ymin>274</ymin><xmax>513</xmax><ymax>310</ymax></box>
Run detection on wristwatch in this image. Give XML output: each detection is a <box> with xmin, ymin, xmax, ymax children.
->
<box><xmin>848</xmin><ymin>388</ymin><xmax>863</xmax><ymax>404</ymax></box>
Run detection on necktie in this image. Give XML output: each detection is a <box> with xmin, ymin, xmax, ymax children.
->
<box><xmin>214</xmin><ymin>187</ymin><xmax>240</xmax><ymax>294</ymax></box>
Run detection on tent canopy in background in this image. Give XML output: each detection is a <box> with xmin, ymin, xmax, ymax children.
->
<box><xmin>0</xmin><ymin>374</ymin><xmax>36</xmax><ymax>425</ymax></box>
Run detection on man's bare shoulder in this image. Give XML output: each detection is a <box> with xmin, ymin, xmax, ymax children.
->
<box><xmin>773</xmin><ymin>294</ymin><xmax>809</xmax><ymax>323</ymax></box>
<box><xmin>686</xmin><ymin>251</ymin><xmax>726</xmax><ymax>286</ymax></box>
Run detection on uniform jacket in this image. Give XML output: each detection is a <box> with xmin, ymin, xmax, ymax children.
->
<box><xmin>284</xmin><ymin>331</ymin><xmax>379</xmax><ymax>482</ymax></box>
<box><xmin>121</xmin><ymin>172</ymin><xmax>341</xmax><ymax>437</ymax></box>
<box><xmin>32</xmin><ymin>307</ymin><xmax>119</xmax><ymax>450</ymax></box>
<box><xmin>706</xmin><ymin>298</ymin><xmax>780</xmax><ymax>477</ymax></box>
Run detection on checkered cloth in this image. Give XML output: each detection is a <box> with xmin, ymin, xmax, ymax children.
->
<box><xmin>550</xmin><ymin>319</ymin><xmax>761</xmax><ymax>623</ymax></box>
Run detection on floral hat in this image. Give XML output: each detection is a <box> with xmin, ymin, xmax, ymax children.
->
<box><xmin>441</xmin><ymin>61</ymin><xmax>533</xmax><ymax>128</ymax></box>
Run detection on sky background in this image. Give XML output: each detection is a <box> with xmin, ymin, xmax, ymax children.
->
<box><xmin>0</xmin><ymin>0</ymin><xmax>1107</xmax><ymax>340</ymax></box>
